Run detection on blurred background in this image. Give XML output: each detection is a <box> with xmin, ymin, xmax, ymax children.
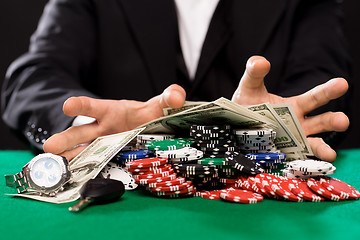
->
<box><xmin>0</xmin><ymin>0</ymin><xmax>359</xmax><ymax>150</ymax></box>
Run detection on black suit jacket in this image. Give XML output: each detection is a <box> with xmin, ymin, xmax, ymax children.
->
<box><xmin>1</xmin><ymin>0</ymin><xmax>351</xmax><ymax>151</ymax></box>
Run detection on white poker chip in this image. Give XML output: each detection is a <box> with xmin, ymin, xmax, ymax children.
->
<box><xmin>137</xmin><ymin>134</ymin><xmax>175</xmax><ymax>142</ymax></box>
<box><xmin>156</xmin><ymin>147</ymin><xmax>198</xmax><ymax>158</ymax></box>
<box><xmin>100</xmin><ymin>162</ymin><xmax>138</xmax><ymax>190</ymax></box>
<box><xmin>234</xmin><ymin>128</ymin><xmax>275</xmax><ymax>137</ymax></box>
<box><xmin>169</xmin><ymin>150</ymin><xmax>204</xmax><ymax>163</ymax></box>
<box><xmin>286</xmin><ymin>159</ymin><xmax>334</xmax><ymax>173</ymax></box>
<box><xmin>287</xmin><ymin>165</ymin><xmax>336</xmax><ymax>177</ymax></box>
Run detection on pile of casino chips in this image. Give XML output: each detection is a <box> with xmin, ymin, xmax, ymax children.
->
<box><xmin>125</xmin><ymin>157</ymin><xmax>195</xmax><ymax>198</ymax></box>
<box><xmin>100</xmin><ymin>129</ymin><xmax>359</xmax><ymax>203</ymax></box>
<box><xmin>223</xmin><ymin>173</ymin><xmax>360</xmax><ymax>202</ymax></box>
<box><xmin>234</xmin><ymin>128</ymin><xmax>278</xmax><ymax>154</ymax></box>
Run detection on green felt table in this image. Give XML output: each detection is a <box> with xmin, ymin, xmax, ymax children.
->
<box><xmin>1</xmin><ymin>149</ymin><xmax>360</xmax><ymax>240</ymax></box>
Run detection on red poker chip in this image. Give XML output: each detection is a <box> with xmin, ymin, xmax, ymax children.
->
<box><xmin>307</xmin><ymin>178</ymin><xmax>344</xmax><ymax>201</ymax></box>
<box><xmin>246</xmin><ymin>176</ymin><xmax>263</xmax><ymax>195</ymax></box>
<box><xmin>126</xmin><ymin>157</ymin><xmax>168</xmax><ymax>169</ymax></box>
<box><xmin>200</xmin><ymin>188</ymin><xmax>236</xmax><ymax>201</ymax></box>
<box><xmin>152</xmin><ymin>186</ymin><xmax>194</xmax><ymax>196</ymax></box>
<box><xmin>271</xmin><ymin>177</ymin><xmax>303</xmax><ymax>202</ymax></box>
<box><xmin>146</xmin><ymin>177</ymin><xmax>186</xmax><ymax>188</ymax></box>
<box><xmin>235</xmin><ymin>178</ymin><xmax>242</xmax><ymax>188</ymax></box>
<box><xmin>319</xmin><ymin>177</ymin><xmax>360</xmax><ymax>200</ymax></box>
<box><xmin>257</xmin><ymin>173</ymin><xmax>277</xmax><ymax>197</ymax></box>
<box><xmin>147</xmin><ymin>181</ymin><xmax>192</xmax><ymax>192</ymax></box>
<box><xmin>132</xmin><ymin>169</ymin><xmax>174</xmax><ymax>180</ymax></box>
<box><xmin>254</xmin><ymin>174</ymin><xmax>272</xmax><ymax>197</ymax></box>
<box><xmin>133</xmin><ymin>165</ymin><xmax>172</xmax><ymax>174</ymax></box>
<box><xmin>220</xmin><ymin>189</ymin><xmax>263</xmax><ymax>204</ymax></box>
<box><xmin>200</xmin><ymin>191</ymin><xmax>222</xmax><ymax>200</ymax></box>
<box><xmin>240</xmin><ymin>176</ymin><xmax>252</xmax><ymax>191</ymax></box>
<box><xmin>288</xmin><ymin>179</ymin><xmax>325</xmax><ymax>202</ymax></box>
<box><xmin>127</xmin><ymin>164</ymin><xmax>171</xmax><ymax>173</ymax></box>
<box><xmin>135</xmin><ymin>173</ymin><xmax>177</xmax><ymax>184</ymax></box>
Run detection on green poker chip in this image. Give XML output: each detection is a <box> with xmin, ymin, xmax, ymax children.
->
<box><xmin>145</xmin><ymin>138</ymin><xmax>194</xmax><ymax>151</ymax></box>
<box><xmin>197</xmin><ymin>158</ymin><xmax>227</xmax><ymax>166</ymax></box>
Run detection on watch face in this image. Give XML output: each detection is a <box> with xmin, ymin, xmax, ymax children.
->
<box><xmin>29</xmin><ymin>157</ymin><xmax>62</xmax><ymax>188</ymax></box>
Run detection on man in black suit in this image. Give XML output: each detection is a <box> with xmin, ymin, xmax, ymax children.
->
<box><xmin>1</xmin><ymin>0</ymin><xmax>351</xmax><ymax>161</ymax></box>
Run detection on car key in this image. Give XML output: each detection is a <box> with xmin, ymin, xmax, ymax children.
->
<box><xmin>69</xmin><ymin>178</ymin><xmax>125</xmax><ymax>212</ymax></box>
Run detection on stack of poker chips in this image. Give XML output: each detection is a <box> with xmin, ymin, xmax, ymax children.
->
<box><xmin>245</xmin><ymin>152</ymin><xmax>286</xmax><ymax>174</ymax></box>
<box><xmin>190</xmin><ymin>125</ymin><xmax>237</xmax><ymax>158</ymax></box>
<box><xmin>136</xmin><ymin>134</ymin><xmax>175</xmax><ymax>150</ymax></box>
<box><xmin>197</xmin><ymin>158</ymin><xmax>237</xmax><ymax>189</ymax></box>
<box><xmin>282</xmin><ymin>159</ymin><xmax>336</xmax><ymax>179</ymax></box>
<box><xmin>172</xmin><ymin>163</ymin><xmax>220</xmax><ymax>191</ymax></box>
<box><xmin>125</xmin><ymin>157</ymin><xmax>195</xmax><ymax>198</ymax></box>
<box><xmin>234</xmin><ymin>128</ymin><xmax>278</xmax><ymax>154</ymax></box>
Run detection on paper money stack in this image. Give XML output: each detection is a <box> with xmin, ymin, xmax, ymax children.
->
<box><xmin>146</xmin><ymin>97</ymin><xmax>312</xmax><ymax>161</ymax></box>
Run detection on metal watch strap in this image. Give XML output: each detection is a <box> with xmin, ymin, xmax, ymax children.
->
<box><xmin>5</xmin><ymin>171</ymin><xmax>29</xmax><ymax>194</ymax></box>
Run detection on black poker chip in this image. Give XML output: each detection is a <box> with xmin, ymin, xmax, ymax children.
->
<box><xmin>225</xmin><ymin>151</ymin><xmax>264</xmax><ymax>175</ymax></box>
<box><xmin>194</xmin><ymin>139</ymin><xmax>235</xmax><ymax>145</ymax></box>
<box><xmin>200</xmin><ymin>146</ymin><xmax>238</xmax><ymax>152</ymax></box>
<box><xmin>190</xmin><ymin>131</ymin><xmax>232</xmax><ymax>139</ymax></box>
<box><xmin>172</xmin><ymin>163</ymin><xmax>217</xmax><ymax>174</ymax></box>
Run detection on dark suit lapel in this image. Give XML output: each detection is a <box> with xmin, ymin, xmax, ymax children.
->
<box><xmin>192</xmin><ymin>0</ymin><xmax>287</xmax><ymax>93</ymax></box>
<box><xmin>231</xmin><ymin>0</ymin><xmax>287</xmax><ymax>60</ymax></box>
<box><xmin>119</xmin><ymin>0</ymin><xmax>178</xmax><ymax>95</ymax></box>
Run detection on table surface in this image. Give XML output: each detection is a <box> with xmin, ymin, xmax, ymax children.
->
<box><xmin>1</xmin><ymin>149</ymin><xmax>360</xmax><ymax>240</ymax></box>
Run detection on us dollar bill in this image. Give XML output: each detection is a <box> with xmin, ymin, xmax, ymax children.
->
<box><xmin>163</xmin><ymin>101</ymin><xmax>208</xmax><ymax>116</ymax></box>
<box><xmin>271</xmin><ymin>103</ymin><xmax>313</xmax><ymax>156</ymax></box>
<box><xmin>246</xmin><ymin>103</ymin><xmax>302</xmax><ymax>153</ymax></box>
<box><xmin>9</xmin><ymin>128</ymin><xmax>144</xmax><ymax>203</ymax></box>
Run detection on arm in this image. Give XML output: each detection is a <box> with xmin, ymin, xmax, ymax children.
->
<box><xmin>1</xmin><ymin>0</ymin><xmax>98</xmax><ymax>151</ymax></box>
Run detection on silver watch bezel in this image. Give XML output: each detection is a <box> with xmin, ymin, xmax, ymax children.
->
<box><xmin>24</xmin><ymin>153</ymin><xmax>71</xmax><ymax>195</ymax></box>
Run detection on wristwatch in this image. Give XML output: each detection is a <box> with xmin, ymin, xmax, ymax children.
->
<box><xmin>5</xmin><ymin>153</ymin><xmax>71</xmax><ymax>196</ymax></box>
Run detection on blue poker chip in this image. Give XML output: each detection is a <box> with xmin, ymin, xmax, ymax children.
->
<box><xmin>114</xmin><ymin>150</ymin><xmax>154</xmax><ymax>161</ymax></box>
<box><xmin>245</xmin><ymin>153</ymin><xmax>286</xmax><ymax>160</ymax></box>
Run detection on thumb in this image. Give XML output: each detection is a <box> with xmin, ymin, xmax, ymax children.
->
<box><xmin>158</xmin><ymin>84</ymin><xmax>186</xmax><ymax>109</ymax></box>
<box><xmin>231</xmin><ymin>56</ymin><xmax>271</xmax><ymax>104</ymax></box>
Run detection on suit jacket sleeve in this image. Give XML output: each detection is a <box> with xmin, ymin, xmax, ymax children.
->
<box><xmin>1</xmin><ymin>0</ymin><xmax>98</xmax><ymax>151</ymax></box>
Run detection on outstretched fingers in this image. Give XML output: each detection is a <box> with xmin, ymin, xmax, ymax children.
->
<box><xmin>296</xmin><ymin>78</ymin><xmax>348</xmax><ymax>115</ymax></box>
<box><xmin>43</xmin><ymin>122</ymin><xmax>99</xmax><ymax>155</ymax></box>
<box><xmin>302</xmin><ymin>112</ymin><xmax>349</xmax><ymax>136</ymax></box>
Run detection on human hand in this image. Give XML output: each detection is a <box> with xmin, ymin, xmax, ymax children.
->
<box><xmin>231</xmin><ymin>56</ymin><xmax>349</xmax><ymax>162</ymax></box>
<box><xmin>43</xmin><ymin>84</ymin><xmax>186</xmax><ymax>160</ymax></box>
